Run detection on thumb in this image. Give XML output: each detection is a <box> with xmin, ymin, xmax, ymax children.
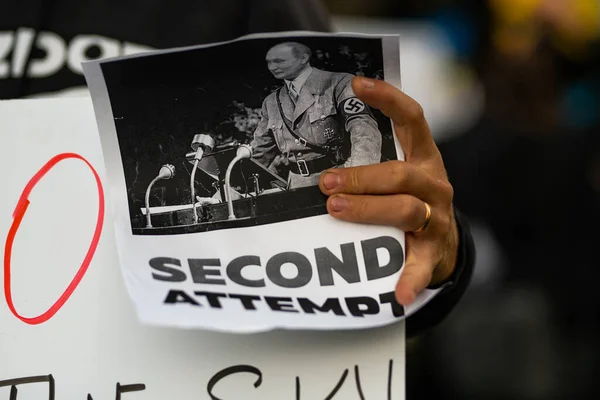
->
<box><xmin>395</xmin><ymin>259</ymin><xmax>434</xmax><ymax>306</ymax></box>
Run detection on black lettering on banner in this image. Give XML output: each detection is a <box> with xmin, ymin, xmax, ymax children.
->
<box><xmin>266</xmin><ymin>252</ymin><xmax>312</xmax><ymax>288</ymax></box>
<box><xmin>226</xmin><ymin>256</ymin><xmax>265</xmax><ymax>288</ymax></box>
<box><xmin>361</xmin><ymin>236</ymin><xmax>404</xmax><ymax>281</ymax></box>
<box><xmin>314</xmin><ymin>243</ymin><xmax>360</xmax><ymax>286</ymax></box>
<box><xmin>87</xmin><ymin>383</ymin><xmax>145</xmax><ymax>400</ymax></box>
<box><xmin>149</xmin><ymin>257</ymin><xmax>186</xmax><ymax>282</ymax></box>
<box><xmin>0</xmin><ymin>375</ymin><xmax>54</xmax><ymax>400</ymax></box>
<box><xmin>297</xmin><ymin>297</ymin><xmax>345</xmax><ymax>316</ymax></box>
<box><xmin>387</xmin><ymin>359</ymin><xmax>394</xmax><ymax>400</ymax></box>
<box><xmin>264</xmin><ymin>297</ymin><xmax>298</xmax><ymax>313</ymax></box>
<box><xmin>379</xmin><ymin>292</ymin><xmax>405</xmax><ymax>317</ymax></box>
<box><xmin>228</xmin><ymin>294</ymin><xmax>261</xmax><ymax>310</ymax></box>
<box><xmin>164</xmin><ymin>290</ymin><xmax>201</xmax><ymax>306</ymax></box>
<box><xmin>115</xmin><ymin>383</ymin><xmax>146</xmax><ymax>400</ymax></box>
<box><xmin>354</xmin><ymin>365</ymin><xmax>366</xmax><ymax>400</ymax></box>
<box><xmin>207</xmin><ymin>365</ymin><xmax>262</xmax><ymax>400</ymax></box>
<box><xmin>296</xmin><ymin>369</ymin><xmax>349</xmax><ymax>400</ymax></box>
<box><xmin>189</xmin><ymin>259</ymin><xmax>226</xmax><ymax>285</ymax></box>
<box><xmin>345</xmin><ymin>296</ymin><xmax>380</xmax><ymax>317</ymax></box>
<box><xmin>0</xmin><ymin>361</ymin><xmax>393</xmax><ymax>399</ymax></box>
<box><xmin>194</xmin><ymin>291</ymin><xmax>228</xmax><ymax>309</ymax></box>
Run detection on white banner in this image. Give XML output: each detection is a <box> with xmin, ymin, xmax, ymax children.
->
<box><xmin>0</xmin><ymin>96</ymin><xmax>406</xmax><ymax>399</ymax></box>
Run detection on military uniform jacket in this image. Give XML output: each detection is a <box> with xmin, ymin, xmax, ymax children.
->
<box><xmin>251</xmin><ymin>67</ymin><xmax>382</xmax><ymax>172</ymax></box>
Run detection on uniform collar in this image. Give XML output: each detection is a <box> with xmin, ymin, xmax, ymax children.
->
<box><xmin>285</xmin><ymin>65</ymin><xmax>313</xmax><ymax>93</ymax></box>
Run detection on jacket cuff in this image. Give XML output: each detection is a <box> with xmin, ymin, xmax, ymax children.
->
<box><xmin>405</xmin><ymin>206</ymin><xmax>476</xmax><ymax>338</ymax></box>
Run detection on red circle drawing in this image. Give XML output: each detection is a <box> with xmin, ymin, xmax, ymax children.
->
<box><xmin>3</xmin><ymin>152</ymin><xmax>105</xmax><ymax>325</ymax></box>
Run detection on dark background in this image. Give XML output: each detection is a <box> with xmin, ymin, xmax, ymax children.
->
<box><xmin>101</xmin><ymin>35</ymin><xmax>396</xmax><ymax>222</ymax></box>
<box><xmin>323</xmin><ymin>1</ymin><xmax>600</xmax><ymax>398</ymax></box>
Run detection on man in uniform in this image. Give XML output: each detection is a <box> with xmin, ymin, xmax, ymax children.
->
<box><xmin>251</xmin><ymin>41</ymin><xmax>383</xmax><ymax>189</ymax></box>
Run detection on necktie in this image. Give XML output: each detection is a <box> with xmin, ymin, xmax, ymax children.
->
<box><xmin>289</xmin><ymin>83</ymin><xmax>299</xmax><ymax>103</ymax></box>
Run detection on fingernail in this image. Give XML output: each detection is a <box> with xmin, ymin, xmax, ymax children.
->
<box><xmin>396</xmin><ymin>289</ymin><xmax>416</xmax><ymax>306</ymax></box>
<box><xmin>323</xmin><ymin>172</ymin><xmax>340</xmax><ymax>190</ymax></box>
<box><xmin>407</xmin><ymin>288</ymin><xmax>417</xmax><ymax>304</ymax></box>
<box><xmin>361</xmin><ymin>77</ymin><xmax>376</xmax><ymax>89</ymax></box>
<box><xmin>330</xmin><ymin>196</ymin><xmax>348</xmax><ymax>212</ymax></box>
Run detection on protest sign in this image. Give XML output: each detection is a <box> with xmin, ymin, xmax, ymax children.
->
<box><xmin>82</xmin><ymin>31</ymin><xmax>447</xmax><ymax>332</ymax></box>
<box><xmin>0</xmin><ymin>96</ymin><xmax>406</xmax><ymax>399</ymax></box>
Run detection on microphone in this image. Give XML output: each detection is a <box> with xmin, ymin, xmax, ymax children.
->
<box><xmin>145</xmin><ymin>164</ymin><xmax>176</xmax><ymax>228</ymax></box>
<box><xmin>225</xmin><ymin>144</ymin><xmax>253</xmax><ymax>220</ymax></box>
<box><xmin>190</xmin><ymin>133</ymin><xmax>216</xmax><ymax>224</ymax></box>
<box><xmin>157</xmin><ymin>164</ymin><xmax>176</xmax><ymax>180</ymax></box>
<box><xmin>191</xmin><ymin>133</ymin><xmax>216</xmax><ymax>161</ymax></box>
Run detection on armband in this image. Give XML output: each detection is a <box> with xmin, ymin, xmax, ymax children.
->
<box><xmin>339</xmin><ymin>97</ymin><xmax>373</xmax><ymax>120</ymax></box>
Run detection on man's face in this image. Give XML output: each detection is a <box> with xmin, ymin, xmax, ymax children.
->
<box><xmin>266</xmin><ymin>45</ymin><xmax>307</xmax><ymax>80</ymax></box>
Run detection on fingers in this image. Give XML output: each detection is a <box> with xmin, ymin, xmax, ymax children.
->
<box><xmin>395</xmin><ymin>242</ymin><xmax>436</xmax><ymax>305</ymax></box>
<box><xmin>272</xmin><ymin>155</ymin><xmax>284</xmax><ymax>165</ymax></box>
<box><xmin>331</xmin><ymin>76</ymin><xmax>459</xmax><ymax>306</ymax></box>
<box><xmin>352</xmin><ymin>77</ymin><xmax>426</xmax><ymax>129</ymax></box>
<box><xmin>319</xmin><ymin>161</ymin><xmax>452</xmax><ymax>206</ymax></box>
<box><xmin>271</xmin><ymin>154</ymin><xmax>289</xmax><ymax>169</ymax></box>
<box><xmin>326</xmin><ymin>193</ymin><xmax>431</xmax><ymax>233</ymax></box>
<box><xmin>351</xmin><ymin>76</ymin><xmax>440</xmax><ymax>166</ymax></box>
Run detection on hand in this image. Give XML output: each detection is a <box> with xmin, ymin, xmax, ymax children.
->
<box><xmin>269</xmin><ymin>154</ymin><xmax>290</xmax><ymax>175</ymax></box>
<box><xmin>318</xmin><ymin>76</ymin><xmax>459</xmax><ymax>306</ymax></box>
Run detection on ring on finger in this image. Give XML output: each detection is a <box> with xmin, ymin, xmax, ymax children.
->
<box><xmin>414</xmin><ymin>202</ymin><xmax>432</xmax><ymax>233</ymax></box>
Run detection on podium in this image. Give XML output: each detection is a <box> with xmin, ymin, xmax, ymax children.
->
<box><xmin>134</xmin><ymin>144</ymin><xmax>328</xmax><ymax>235</ymax></box>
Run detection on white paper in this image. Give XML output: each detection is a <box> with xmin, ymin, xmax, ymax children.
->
<box><xmin>0</xmin><ymin>96</ymin><xmax>406</xmax><ymax>399</ymax></box>
<box><xmin>81</xmin><ymin>31</ymin><xmax>445</xmax><ymax>332</ymax></box>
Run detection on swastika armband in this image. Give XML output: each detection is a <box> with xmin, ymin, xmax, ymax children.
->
<box><xmin>339</xmin><ymin>97</ymin><xmax>373</xmax><ymax>120</ymax></box>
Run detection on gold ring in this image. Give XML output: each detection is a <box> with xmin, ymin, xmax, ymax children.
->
<box><xmin>414</xmin><ymin>202</ymin><xmax>431</xmax><ymax>233</ymax></box>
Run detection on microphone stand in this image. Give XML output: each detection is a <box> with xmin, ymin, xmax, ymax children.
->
<box><xmin>145</xmin><ymin>164</ymin><xmax>175</xmax><ymax>228</ymax></box>
<box><xmin>189</xmin><ymin>133</ymin><xmax>215</xmax><ymax>224</ymax></box>
<box><xmin>225</xmin><ymin>144</ymin><xmax>253</xmax><ymax>220</ymax></box>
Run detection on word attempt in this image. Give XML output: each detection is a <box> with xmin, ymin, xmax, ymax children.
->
<box><xmin>163</xmin><ymin>290</ymin><xmax>404</xmax><ymax>318</ymax></box>
<box><xmin>0</xmin><ymin>360</ymin><xmax>396</xmax><ymax>399</ymax></box>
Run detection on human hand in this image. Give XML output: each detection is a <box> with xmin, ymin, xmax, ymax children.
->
<box><xmin>318</xmin><ymin>76</ymin><xmax>459</xmax><ymax>306</ymax></box>
<box><xmin>269</xmin><ymin>154</ymin><xmax>290</xmax><ymax>175</ymax></box>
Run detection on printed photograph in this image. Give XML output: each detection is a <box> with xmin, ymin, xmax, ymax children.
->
<box><xmin>100</xmin><ymin>35</ymin><xmax>399</xmax><ymax>235</ymax></box>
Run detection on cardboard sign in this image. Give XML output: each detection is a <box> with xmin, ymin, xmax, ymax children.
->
<box><xmin>0</xmin><ymin>97</ymin><xmax>405</xmax><ymax>399</ymax></box>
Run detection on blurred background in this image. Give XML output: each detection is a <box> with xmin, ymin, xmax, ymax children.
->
<box><xmin>323</xmin><ymin>0</ymin><xmax>600</xmax><ymax>398</ymax></box>
<box><xmin>4</xmin><ymin>0</ymin><xmax>597</xmax><ymax>397</ymax></box>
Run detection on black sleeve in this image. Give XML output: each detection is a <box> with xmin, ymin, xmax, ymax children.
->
<box><xmin>244</xmin><ymin>0</ymin><xmax>332</xmax><ymax>33</ymax></box>
<box><xmin>405</xmin><ymin>207</ymin><xmax>476</xmax><ymax>338</ymax></box>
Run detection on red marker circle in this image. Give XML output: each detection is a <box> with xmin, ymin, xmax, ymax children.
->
<box><xmin>3</xmin><ymin>153</ymin><xmax>105</xmax><ymax>325</ymax></box>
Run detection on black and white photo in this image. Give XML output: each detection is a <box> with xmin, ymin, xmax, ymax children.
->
<box><xmin>92</xmin><ymin>33</ymin><xmax>400</xmax><ymax>235</ymax></box>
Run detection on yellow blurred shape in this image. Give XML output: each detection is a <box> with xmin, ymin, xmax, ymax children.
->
<box><xmin>490</xmin><ymin>0</ymin><xmax>600</xmax><ymax>58</ymax></box>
